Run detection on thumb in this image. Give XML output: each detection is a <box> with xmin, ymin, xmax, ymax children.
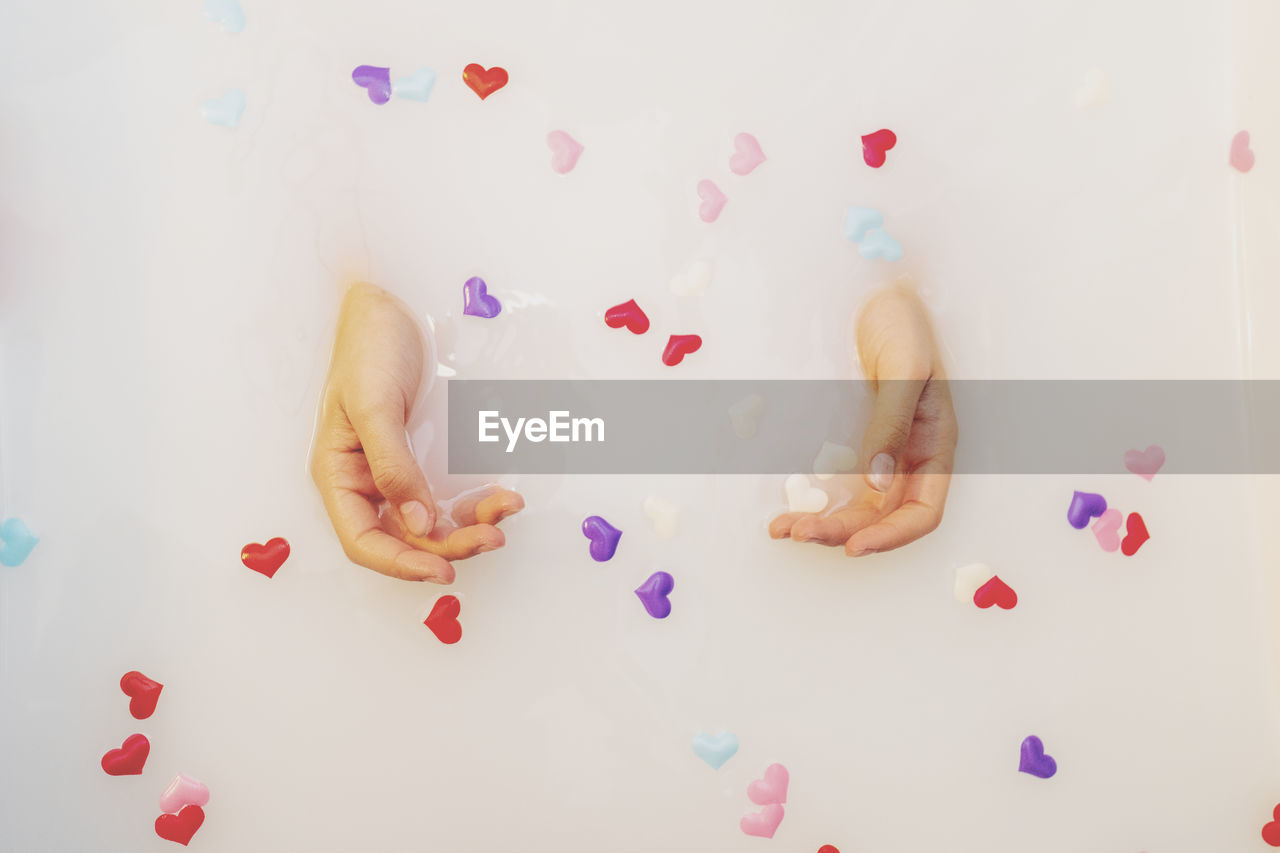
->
<box><xmin>348</xmin><ymin>401</ymin><xmax>436</xmax><ymax>535</ymax></box>
<box><xmin>861</xmin><ymin>378</ymin><xmax>926</xmax><ymax>493</ymax></box>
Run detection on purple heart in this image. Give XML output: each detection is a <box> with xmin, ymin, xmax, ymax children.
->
<box><xmin>1018</xmin><ymin>735</ymin><xmax>1057</xmax><ymax>779</ymax></box>
<box><xmin>352</xmin><ymin>65</ymin><xmax>392</xmax><ymax>105</ymax></box>
<box><xmin>634</xmin><ymin>571</ymin><xmax>674</xmax><ymax>619</ymax></box>
<box><xmin>462</xmin><ymin>276</ymin><xmax>502</xmax><ymax>319</ymax></box>
<box><xmin>1066</xmin><ymin>490</ymin><xmax>1107</xmax><ymax>529</ymax></box>
<box><xmin>582</xmin><ymin>515</ymin><xmax>621</xmax><ymax>562</ymax></box>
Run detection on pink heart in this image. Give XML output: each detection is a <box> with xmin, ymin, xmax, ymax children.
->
<box><xmin>1124</xmin><ymin>444</ymin><xmax>1165</xmax><ymax>481</ymax></box>
<box><xmin>729</xmin><ymin>132</ymin><xmax>766</xmax><ymax>175</ymax></box>
<box><xmin>1230</xmin><ymin>130</ymin><xmax>1255</xmax><ymax>173</ymax></box>
<box><xmin>747</xmin><ymin>762</ymin><xmax>789</xmax><ymax>805</ymax></box>
<box><xmin>740</xmin><ymin>804</ymin><xmax>785</xmax><ymax>839</ymax></box>
<box><xmin>546</xmin><ymin>130</ymin><xmax>584</xmax><ymax>174</ymax></box>
<box><xmin>1091</xmin><ymin>508</ymin><xmax>1122</xmax><ymax>553</ymax></box>
<box><xmin>159</xmin><ymin>773</ymin><xmax>211</xmax><ymax>814</ymax></box>
<box><xmin>696</xmin><ymin>179</ymin><xmax>726</xmax><ymax>223</ymax></box>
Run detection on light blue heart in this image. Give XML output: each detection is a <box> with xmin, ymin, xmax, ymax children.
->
<box><xmin>691</xmin><ymin>730</ymin><xmax>739</xmax><ymax>770</ymax></box>
<box><xmin>844</xmin><ymin>206</ymin><xmax>884</xmax><ymax>243</ymax></box>
<box><xmin>202</xmin><ymin>89</ymin><xmax>246</xmax><ymax>128</ymax></box>
<box><xmin>858</xmin><ymin>227</ymin><xmax>903</xmax><ymax>262</ymax></box>
<box><xmin>202</xmin><ymin>0</ymin><xmax>246</xmax><ymax>33</ymax></box>
<box><xmin>393</xmin><ymin>67</ymin><xmax>437</xmax><ymax>102</ymax></box>
<box><xmin>0</xmin><ymin>517</ymin><xmax>39</xmax><ymax>567</ymax></box>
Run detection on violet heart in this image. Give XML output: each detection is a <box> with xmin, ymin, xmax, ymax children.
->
<box><xmin>462</xmin><ymin>276</ymin><xmax>502</xmax><ymax>318</ymax></box>
<box><xmin>582</xmin><ymin>515</ymin><xmax>622</xmax><ymax>562</ymax></box>
<box><xmin>352</xmin><ymin>65</ymin><xmax>392</xmax><ymax>105</ymax></box>
<box><xmin>1018</xmin><ymin>735</ymin><xmax>1057</xmax><ymax>779</ymax></box>
<box><xmin>634</xmin><ymin>571</ymin><xmax>674</xmax><ymax>619</ymax></box>
<box><xmin>1066</xmin><ymin>490</ymin><xmax>1107</xmax><ymax>529</ymax></box>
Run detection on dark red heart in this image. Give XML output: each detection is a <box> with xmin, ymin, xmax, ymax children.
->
<box><xmin>1120</xmin><ymin>512</ymin><xmax>1149</xmax><ymax>556</ymax></box>
<box><xmin>861</xmin><ymin>128</ymin><xmax>897</xmax><ymax>168</ymax></box>
<box><xmin>120</xmin><ymin>670</ymin><xmax>163</xmax><ymax>719</ymax></box>
<box><xmin>973</xmin><ymin>575</ymin><xmax>1017</xmax><ymax>610</ymax></box>
<box><xmin>241</xmin><ymin>537</ymin><xmax>289</xmax><ymax>578</ymax></box>
<box><xmin>155</xmin><ymin>805</ymin><xmax>205</xmax><ymax>846</ymax></box>
<box><xmin>463</xmin><ymin>63</ymin><xmax>508</xmax><ymax>100</ymax></box>
<box><xmin>604</xmin><ymin>299</ymin><xmax>650</xmax><ymax>335</ymax></box>
<box><xmin>818</xmin><ymin>847</ymin><xmax>841</xmax><ymax>853</ymax></box>
<box><xmin>662</xmin><ymin>334</ymin><xmax>702</xmax><ymax>366</ymax></box>
<box><xmin>425</xmin><ymin>595</ymin><xmax>462</xmax><ymax>644</ymax></box>
<box><xmin>1263</xmin><ymin>804</ymin><xmax>1280</xmax><ymax>846</ymax></box>
<box><xmin>101</xmin><ymin>733</ymin><xmax>150</xmax><ymax>776</ymax></box>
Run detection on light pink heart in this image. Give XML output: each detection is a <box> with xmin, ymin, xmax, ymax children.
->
<box><xmin>158</xmin><ymin>773</ymin><xmax>210</xmax><ymax>814</ymax></box>
<box><xmin>546</xmin><ymin>130</ymin><xmax>584</xmax><ymax>174</ymax></box>
<box><xmin>1124</xmin><ymin>444</ymin><xmax>1165</xmax><ymax>481</ymax></box>
<box><xmin>740</xmin><ymin>804</ymin><xmax>785</xmax><ymax>838</ymax></box>
<box><xmin>747</xmin><ymin>762</ymin><xmax>789</xmax><ymax>805</ymax></box>
<box><xmin>1230</xmin><ymin>130</ymin><xmax>1255</xmax><ymax>173</ymax></box>
<box><xmin>729</xmin><ymin>132</ymin><xmax>766</xmax><ymax>175</ymax></box>
<box><xmin>1092</xmin><ymin>508</ymin><xmax>1122</xmax><ymax>553</ymax></box>
<box><xmin>697</xmin><ymin>179</ymin><xmax>727</xmax><ymax>222</ymax></box>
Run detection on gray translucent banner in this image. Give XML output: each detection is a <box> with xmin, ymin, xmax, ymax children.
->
<box><xmin>447</xmin><ymin>380</ymin><xmax>1274</xmax><ymax>474</ymax></box>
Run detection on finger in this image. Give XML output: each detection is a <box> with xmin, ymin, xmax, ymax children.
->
<box><xmin>768</xmin><ymin>512</ymin><xmax>810</xmax><ymax>539</ymax></box>
<box><xmin>451</xmin><ymin>488</ymin><xmax>525</xmax><ymax>526</ymax></box>
<box><xmin>324</xmin><ymin>485</ymin><xmax>456</xmax><ymax>582</ymax></box>
<box><xmin>844</xmin><ymin>469</ymin><xmax>952</xmax><ymax>556</ymax></box>
<box><xmin>398</xmin><ymin>518</ymin><xmax>507</xmax><ymax>562</ymax></box>
<box><xmin>860</xmin><ymin>378</ymin><xmax>926</xmax><ymax>495</ymax></box>
<box><xmin>347</xmin><ymin>399</ymin><xmax>437</xmax><ymax>535</ymax></box>
<box><xmin>791</xmin><ymin>500</ymin><xmax>885</xmax><ymax>546</ymax></box>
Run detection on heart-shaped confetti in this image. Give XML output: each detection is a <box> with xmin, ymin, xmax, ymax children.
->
<box><xmin>202</xmin><ymin>0</ymin><xmax>245</xmax><ymax>33</ymax></box>
<box><xmin>696</xmin><ymin>180</ymin><xmax>727</xmax><ymax>222</ymax></box>
<box><xmin>1124</xmin><ymin>445</ymin><xmax>1165</xmax><ymax>481</ymax></box>
<box><xmin>670</xmin><ymin>260</ymin><xmax>712</xmax><ymax>297</ymax></box>
<box><xmin>728</xmin><ymin>394</ymin><xmax>764</xmax><ymax>439</ymax></box>
<box><xmin>462</xmin><ymin>276</ymin><xmax>502</xmax><ymax>319</ymax></box>
<box><xmin>155</xmin><ymin>805</ymin><xmax>205</xmax><ymax>846</ymax></box>
<box><xmin>642</xmin><ymin>497</ymin><xmax>678</xmax><ymax>539</ymax></box>
<box><xmin>241</xmin><ymin>537</ymin><xmax>289</xmax><ymax>578</ymax></box>
<box><xmin>729</xmin><ymin>132</ymin><xmax>766</xmax><ymax>175</ymax></box>
<box><xmin>844</xmin><ymin>206</ymin><xmax>885</xmax><ymax>244</ymax></box>
<box><xmin>1018</xmin><ymin>735</ymin><xmax>1057</xmax><ymax>779</ymax></box>
<box><xmin>818</xmin><ymin>847</ymin><xmax>841</xmax><ymax>853</ymax></box>
<box><xmin>1075</xmin><ymin>67</ymin><xmax>1109</xmax><ymax>108</ymax></box>
<box><xmin>785</xmin><ymin>474</ymin><xmax>828</xmax><ymax>514</ymax></box>
<box><xmin>1066</xmin><ymin>490</ymin><xmax>1107</xmax><ymax>529</ymax></box>
<box><xmin>351</xmin><ymin>65</ymin><xmax>392</xmax><ymax>105</ymax></box>
<box><xmin>159</xmin><ymin>774</ymin><xmax>211</xmax><ymax>814</ymax></box>
<box><xmin>1121</xmin><ymin>512</ymin><xmax>1149</xmax><ymax>556</ymax></box>
<box><xmin>424</xmin><ymin>595</ymin><xmax>462</xmax><ymax>644</ymax></box>
<box><xmin>662</xmin><ymin>334</ymin><xmax>702</xmax><ymax>366</ymax></box>
<box><xmin>634</xmin><ymin>571</ymin><xmax>674</xmax><ymax>619</ymax></box>
<box><xmin>121</xmin><ymin>670</ymin><xmax>164</xmax><ymax>719</ymax></box>
<box><xmin>973</xmin><ymin>575</ymin><xmax>1017</xmax><ymax>610</ymax></box>
<box><xmin>812</xmin><ymin>441</ymin><xmax>858</xmax><ymax>480</ymax></box>
<box><xmin>604</xmin><ymin>299</ymin><xmax>649</xmax><ymax>334</ymax></box>
<box><xmin>691</xmin><ymin>731</ymin><xmax>739</xmax><ymax>769</ymax></box>
<box><xmin>102</xmin><ymin>733</ymin><xmax>150</xmax><ymax>776</ymax></box>
<box><xmin>1091</xmin><ymin>508</ymin><xmax>1122</xmax><ymax>552</ymax></box>
<box><xmin>392</xmin><ymin>67</ymin><xmax>437</xmax><ymax>102</ymax></box>
<box><xmin>748</xmin><ymin>763</ymin><xmax>790</xmax><ymax>805</ymax></box>
<box><xmin>861</xmin><ymin>128</ymin><xmax>897</xmax><ymax>168</ymax></box>
<box><xmin>740</xmin><ymin>804</ymin><xmax>785</xmax><ymax>839</ymax></box>
<box><xmin>0</xmin><ymin>517</ymin><xmax>39</xmax><ymax>566</ymax></box>
<box><xmin>201</xmin><ymin>89</ymin><xmax>246</xmax><ymax>128</ymax></box>
<box><xmin>1231</xmin><ymin>130</ymin><xmax>1255</xmax><ymax>173</ymax></box>
<box><xmin>1262</xmin><ymin>803</ymin><xmax>1280</xmax><ymax>846</ymax></box>
<box><xmin>463</xmin><ymin>63</ymin><xmax>508</xmax><ymax>99</ymax></box>
<box><xmin>858</xmin><ymin>228</ymin><xmax>903</xmax><ymax>261</ymax></box>
<box><xmin>582</xmin><ymin>516</ymin><xmax>622</xmax><ymax>562</ymax></box>
<box><xmin>547</xmin><ymin>130</ymin><xmax>584</xmax><ymax>174</ymax></box>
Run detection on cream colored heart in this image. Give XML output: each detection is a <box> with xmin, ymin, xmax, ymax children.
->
<box><xmin>784</xmin><ymin>474</ymin><xmax>828</xmax><ymax>513</ymax></box>
<box><xmin>812</xmin><ymin>441</ymin><xmax>859</xmax><ymax>481</ymax></box>
<box><xmin>953</xmin><ymin>562</ymin><xmax>994</xmax><ymax>602</ymax></box>
<box><xmin>1075</xmin><ymin>67</ymin><xmax>1109</xmax><ymax>108</ymax></box>
<box><xmin>642</xmin><ymin>496</ymin><xmax>679</xmax><ymax>539</ymax></box>
<box><xmin>728</xmin><ymin>393</ymin><xmax>765</xmax><ymax>439</ymax></box>
<box><xmin>670</xmin><ymin>260</ymin><xmax>713</xmax><ymax>297</ymax></box>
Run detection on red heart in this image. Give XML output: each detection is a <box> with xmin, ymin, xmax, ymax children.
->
<box><xmin>973</xmin><ymin>575</ymin><xmax>1017</xmax><ymax>610</ymax></box>
<box><xmin>818</xmin><ymin>847</ymin><xmax>841</xmax><ymax>853</ymax></box>
<box><xmin>1263</xmin><ymin>803</ymin><xmax>1280</xmax><ymax>846</ymax></box>
<box><xmin>604</xmin><ymin>299</ymin><xmax>650</xmax><ymax>335</ymax></box>
<box><xmin>662</xmin><ymin>334</ymin><xmax>703</xmax><ymax>367</ymax></box>
<box><xmin>120</xmin><ymin>670</ymin><xmax>164</xmax><ymax>719</ymax></box>
<box><xmin>1120</xmin><ymin>512</ymin><xmax>1149</xmax><ymax>556</ymax></box>
<box><xmin>861</xmin><ymin>128</ymin><xmax>897</xmax><ymax>168</ymax></box>
<box><xmin>463</xmin><ymin>63</ymin><xmax>509</xmax><ymax>100</ymax></box>
<box><xmin>101</xmin><ymin>733</ymin><xmax>150</xmax><ymax>776</ymax></box>
<box><xmin>241</xmin><ymin>537</ymin><xmax>289</xmax><ymax>578</ymax></box>
<box><xmin>155</xmin><ymin>805</ymin><xmax>205</xmax><ymax>846</ymax></box>
<box><xmin>425</xmin><ymin>595</ymin><xmax>462</xmax><ymax>644</ymax></box>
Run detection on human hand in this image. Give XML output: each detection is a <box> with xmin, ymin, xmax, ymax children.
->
<box><xmin>769</xmin><ymin>283</ymin><xmax>957</xmax><ymax>556</ymax></box>
<box><xmin>310</xmin><ymin>283</ymin><xmax>524</xmax><ymax>582</ymax></box>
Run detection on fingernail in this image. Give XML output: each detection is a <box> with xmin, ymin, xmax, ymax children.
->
<box><xmin>869</xmin><ymin>453</ymin><xmax>895</xmax><ymax>492</ymax></box>
<box><xmin>400</xmin><ymin>501</ymin><xmax>430</xmax><ymax>536</ymax></box>
<box><xmin>852</xmin><ymin>548</ymin><xmax>877</xmax><ymax>557</ymax></box>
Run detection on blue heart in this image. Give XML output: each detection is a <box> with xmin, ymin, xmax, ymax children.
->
<box><xmin>0</xmin><ymin>517</ymin><xmax>39</xmax><ymax>567</ymax></box>
<box><xmin>858</xmin><ymin>227</ymin><xmax>903</xmax><ymax>262</ymax></box>
<box><xmin>393</xmin><ymin>67</ymin><xmax>437</xmax><ymax>102</ymax></box>
<box><xmin>691</xmin><ymin>730</ymin><xmax>739</xmax><ymax>770</ymax></box>
<box><xmin>843</xmin><ymin>206</ymin><xmax>884</xmax><ymax>243</ymax></box>
<box><xmin>202</xmin><ymin>0</ymin><xmax>246</xmax><ymax>33</ymax></box>
<box><xmin>202</xmin><ymin>89</ymin><xmax>246</xmax><ymax>128</ymax></box>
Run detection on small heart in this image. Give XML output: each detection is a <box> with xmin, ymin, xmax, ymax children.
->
<box><xmin>1121</xmin><ymin>512</ymin><xmax>1149</xmax><ymax>556</ymax></box>
<box><xmin>201</xmin><ymin>89</ymin><xmax>246</xmax><ymax>128</ymax></box>
<box><xmin>1091</xmin><ymin>508</ymin><xmax>1122</xmax><ymax>553</ymax></box>
<box><xmin>642</xmin><ymin>497</ymin><xmax>678</xmax><ymax>539</ymax></box>
<box><xmin>1231</xmin><ymin>130</ymin><xmax>1256</xmax><ymax>173</ymax></box>
<box><xmin>462</xmin><ymin>276</ymin><xmax>502</xmax><ymax>319</ymax></box>
<box><xmin>424</xmin><ymin>595</ymin><xmax>462</xmax><ymax>644</ymax></box>
<box><xmin>818</xmin><ymin>847</ymin><xmax>841</xmax><ymax>853</ymax></box>
<box><xmin>747</xmin><ymin>763</ymin><xmax>790</xmax><ymax>805</ymax></box>
<box><xmin>1066</xmin><ymin>490</ymin><xmax>1107</xmax><ymax>529</ymax></box>
<box><xmin>729</xmin><ymin>132</ymin><xmax>766</xmax><ymax>175</ymax></box>
<box><xmin>604</xmin><ymin>299</ymin><xmax>649</xmax><ymax>334</ymax></box>
<box><xmin>582</xmin><ymin>515</ymin><xmax>622</xmax><ymax>562</ymax></box>
<box><xmin>670</xmin><ymin>260</ymin><xmax>712</xmax><ymax>297</ymax></box>
<box><xmin>662</xmin><ymin>334</ymin><xmax>702</xmax><ymax>366</ymax></box>
<box><xmin>1018</xmin><ymin>735</ymin><xmax>1057</xmax><ymax>779</ymax></box>
<box><xmin>120</xmin><ymin>670</ymin><xmax>164</xmax><ymax>720</ymax></box>
<box><xmin>1262</xmin><ymin>803</ymin><xmax>1280</xmax><ymax>846</ymax></box>
<box><xmin>1074</xmin><ymin>67</ymin><xmax>1108</xmax><ymax>108</ymax></box>
<box><xmin>785</xmin><ymin>474</ymin><xmax>828</xmax><ymax>514</ymax></box>
<box><xmin>241</xmin><ymin>537</ymin><xmax>289</xmax><ymax>578</ymax></box>
<box><xmin>728</xmin><ymin>394</ymin><xmax>764</xmax><ymax>439</ymax></box>
<box><xmin>861</xmin><ymin>128</ymin><xmax>897</xmax><ymax>168</ymax></box>
<box><xmin>1124</xmin><ymin>445</ymin><xmax>1165</xmax><ymax>481</ymax></box>
<box><xmin>102</xmin><ymin>733</ymin><xmax>150</xmax><ymax>776</ymax></box>
<box><xmin>973</xmin><ymin>575</ymin><xmax>1017</xmax><ymax>610</ymax></box>
<box><xmin>812</xmin><ymin>441</ymin><xmax>858</xmax><ymax>481</ymax></box>
<box><xmin>696</xmin><ymin>180</ymin><xmax>727</xmax><ymax>223</ymax></box>
<box><xmin>155</xmin><ymin>805</ymin><xmax>205</xmax><ymax>846</ymax></box>
<box><xmin>0</xmin><ymin>517</ymin><xmax>39</xmax><ymax>567</ymax></box>
<box><xmin>351</xmin><ymin>65</ymin><xmax>392</xmax><ymax>105</ymax></box>
<box><xmin>740</xmin><ymin>804</ymin><xmax>785</xmax><ymax>839</ymax></box>
<box><xmin>159</xmin><ymin>774</ymin><xmax>210</xmax><ymax>814</ymax></box>
<box><xmin>201</xmin><ymin>0</ymin><xmax>245</xmax><ymax>33</ymax></box>
<box><xmin>843</xmin><ymin>206</ymin><xmax>885</xmax><ymax>243</ymax></box>
<box><xmin>634</xmin><ymin>571</ymin><xmax>675</xmax><ymax>619</ymax></box>
<box><xmin>953</xmin><ymin>562</ymin><xmax>994</xmax><ymax>602</ymax></box>
<box><xmin>547</xmin><ymin>130</ymin><xmax>584</xmax><ymax>174</ymax></box>
<box><xmin>392</xmin><ymin>67</ymin><xmax>436</xmax><ymax>102</ymax></box>
<box><xmin>463</xmin><ymin>63</ymin><xmax>509</xmax><ymax>100</ymax></box>
<box><xmin>858</xmin><ymin>228</ymin><xmax>903</xmax><ymax>261</ymax></box>
<box><xmin>691</xmin><ymin>731</ymin><xmax>739</xmax><ymax>770</ymax></box>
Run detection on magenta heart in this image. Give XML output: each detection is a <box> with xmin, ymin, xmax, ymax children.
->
<box><xmin>582</xmin><ymin>515</ymin><xmax>621</xmax><ymax>562</ymax></box>
<box><xmin>462</xmin><ymin>276</ymin><xmax>502</xmax><ymax>318</ymax></box>
<box><xmin>1066</xmin><ymin>490</ymin><xmax>1107</xmax><ymax>529</ymax></box>
<box><xmin>352</xmin><ymin>65</ymin><xmax>392</xmax><ymax>105</ymax></box>
<box><xmin>747</xmin><ymin>762</ymin><xmax>789</xmax><ymax>805</ymax></box>
<box><xmin>1091</xmin><ymin>508</ymin><xmax>1122</xmax><ymax>552</ymax></box>
<box><xmin>634</xmin><ymin>571</ymin><xmax>674</xmax><ymax>619</ymax></box>
<box><xmin>728</xmin><ymin>132</ymin><xmax>766</xmax><ymax>175</ymax></box>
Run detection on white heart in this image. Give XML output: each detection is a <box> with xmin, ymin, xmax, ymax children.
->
<box><xmin>812</xmin><ymin>441</ymin><xmax>859</xmax><ymax>481</ymax></box>
<box><xmin>1075</xmin><ymin>67</ymin><xmax>1109</xmax><ymax>108</ymax></box>
<box><xmin>643</xmin><ymin>497</ymin><xmax>679</xmax><ymax>540</ymax></box>
<box><xmin>953</xmin><ymin>562</ymin><xmax>993</xmax><ymax>602</ymax></box>
<box><xmin>728</xmin><ymin>394</ymin><xmax>765</xmax><ymax>439</ymax></box>
<box><xmin>784</xmin><ymin>474</ymin><xmax>828</xmax><ymax>514</ymax></box>
<box><xmin>670</xmin><ymin>260</ymin><xmax>712</xmax><ymax>297</ymax></box>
